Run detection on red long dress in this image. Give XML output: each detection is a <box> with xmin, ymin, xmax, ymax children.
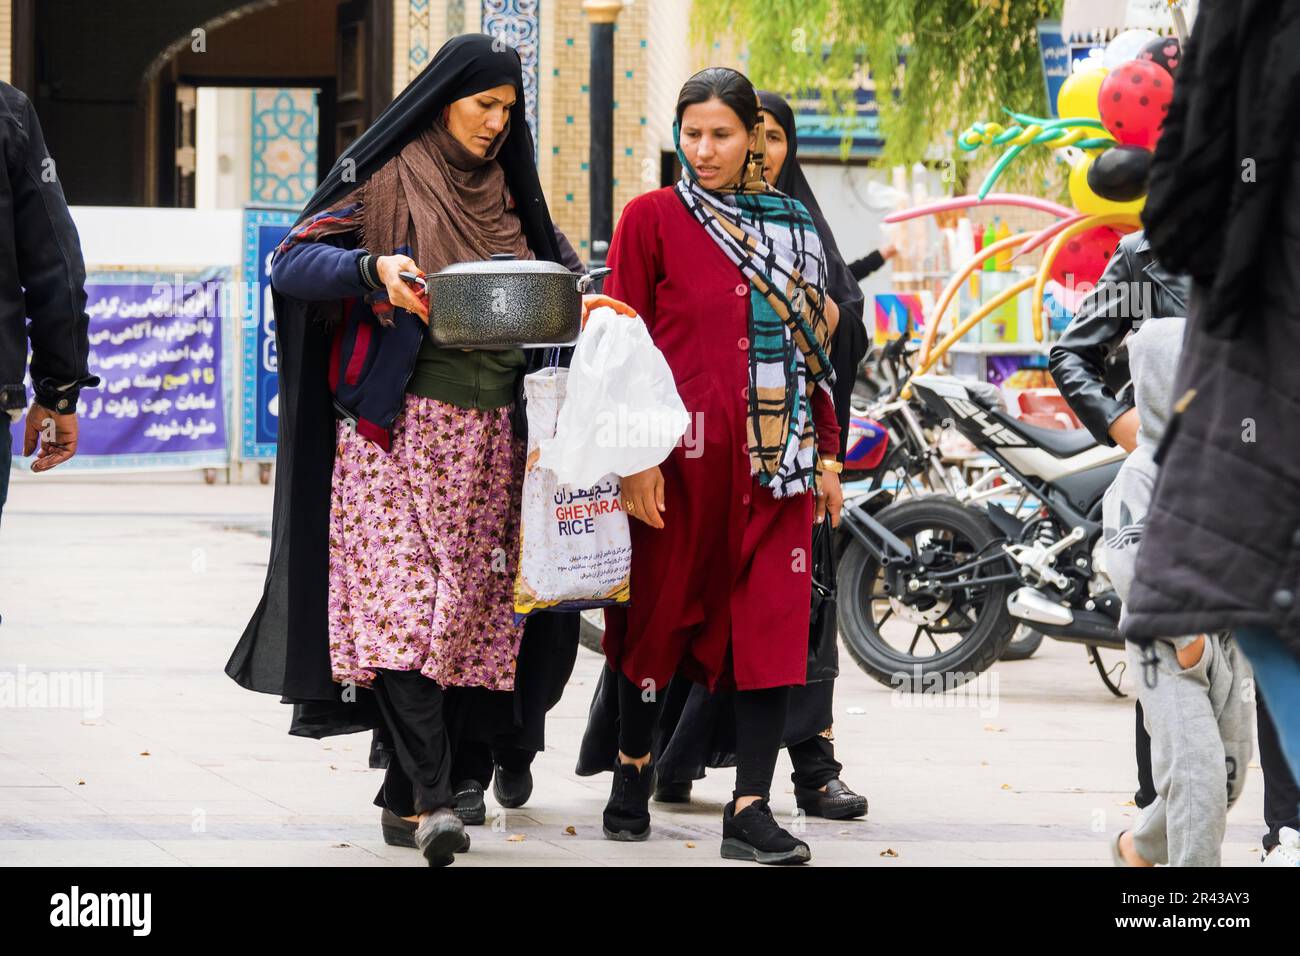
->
<box><xmin>600</xmin><ymin>186</ymin><xmax>841</xmax><ymax>694</ymax></box>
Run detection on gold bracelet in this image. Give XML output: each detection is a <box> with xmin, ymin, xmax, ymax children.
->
<box><xmin>819</xmin><ymin>458</ymin><xmax>843</xmax><ymax>474</ymax></box>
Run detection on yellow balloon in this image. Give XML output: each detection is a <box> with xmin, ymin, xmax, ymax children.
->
<box><xmin>1069</xmin><ymin>156</ymin><xmax>1145</xmax><ymax>216</ymax></box>
<box><xmin>1056</xmin><ymin>66</ymin><xmax>1107</xmax><ymax>122</ymax></box>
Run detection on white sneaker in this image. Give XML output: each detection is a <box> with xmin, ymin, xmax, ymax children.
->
<box><xmin>1262</xmin><ymin>826</ymin><xmax>1300</xmax><ymax>866</ymax></box>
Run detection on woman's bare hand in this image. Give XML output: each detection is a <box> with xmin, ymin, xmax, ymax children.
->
<box><xmin>376</xmin><ymin>254</ymin><xmax>429</xmax><ymax>322</ymax></box>
<box><xmin>621</xmin><ymin>466</ymin><xmax>665</xmax><ymax>529</ymax></box>
<box><xmin>816</xmin><ymin>470</ymin><xmax>843</xmax><ymax>527</ymax></box>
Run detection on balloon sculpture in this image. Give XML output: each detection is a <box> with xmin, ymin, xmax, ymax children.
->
<box><xmin>894</xmin><ymin>27</ymin><xmax>1182</xmax><ymax>375</ymax></box>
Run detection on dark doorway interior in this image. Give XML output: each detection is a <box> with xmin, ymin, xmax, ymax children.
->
<box><xmin>20</xmin><ymin>0</ymin><xmax>391</xmax><ymax>207</ymax></box>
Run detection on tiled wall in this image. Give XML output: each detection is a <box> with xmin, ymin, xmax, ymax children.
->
<box><xmin>0</xmin><ymin>2</ymin><xmax>11</xmax><ymax>85</ymax></box>
<box><xmin>249</xmin><ymin>88</ymin><xmax>319</xmax><ymax>205</ymax></box>
<box><xmin>538</xmin><ymin>0</ymin><xmax>649</xmax><ymax>257</ymax></box>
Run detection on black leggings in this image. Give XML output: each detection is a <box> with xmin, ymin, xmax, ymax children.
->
<box><xmin>616</xmin><ymin>671</ymin><xmax>790</xmax><ymax>802</ymax></box>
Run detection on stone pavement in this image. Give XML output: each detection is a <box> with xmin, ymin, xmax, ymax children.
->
<box><xmin>0</xmin><ymin>473</ymin><xmax>1273</xmax><ymax>866</ymax></box>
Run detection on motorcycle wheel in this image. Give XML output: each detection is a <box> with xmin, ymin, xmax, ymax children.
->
<box><xmin>1000</xmin><ymin>624</ymin><xmax>1045</xmax><ymax>661</ymax></box>
<box><xmin>838</xmin><ymin>496</ymin><xmax>1015</xmax><ymax>691</ymax></box>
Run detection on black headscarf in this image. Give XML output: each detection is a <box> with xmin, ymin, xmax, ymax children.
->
<box><xmin>758</xmin><ymin>91</ymin><xmax>866</xmax><ymax>457</ymax></box>
<box><xmin>301</xmin><ymin>33</ymin><xmax>559</xmax><ymax>258</ymax></box>
<box><xmin>225</xmin><ymin>34</ymin><xmax>573</xmax><ymax>736</ymax></box>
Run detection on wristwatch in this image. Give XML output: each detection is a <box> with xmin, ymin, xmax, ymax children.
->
<box><xmin>819</xmin><ymin>457</ymin><xmax>843</xmax><ymax>474</ymax></box>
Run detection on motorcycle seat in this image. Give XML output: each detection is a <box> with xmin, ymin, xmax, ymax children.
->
<box><xmin>997</xmin><ymin>412</ymin><xmax>1099</xmax><ymax>457</ymax></box>
<box><xmin>957</xmin><ymin>380</ymin><xmax>1098</xmax><ymax>457</ymax></box>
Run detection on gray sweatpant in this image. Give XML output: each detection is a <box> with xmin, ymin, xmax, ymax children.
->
<box><xmin>1127</xmin><ymin>634</ymin><xmax>1255</xmax><ymax>866</ymax></box>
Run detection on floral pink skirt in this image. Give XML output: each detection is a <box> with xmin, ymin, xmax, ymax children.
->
<box><xmin>327</xmin><ymin>394</ymin><xmax>525</xmax><ymax>690</ymax></box>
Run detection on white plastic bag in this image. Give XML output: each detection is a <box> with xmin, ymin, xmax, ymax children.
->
<box><xmin>513</xmin><ymin>365</ymin><xmax>631</xmax><ymax>619</ymax></box>
<box><xmin>535</xmin><ymin>306</ymin><xmax>689</xmax><ymax>489</ymax></box>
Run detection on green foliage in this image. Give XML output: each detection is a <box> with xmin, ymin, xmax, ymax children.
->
<box><xmin>693</xmin><ymin>0</ymin><xmax>1064</xmax><ymax>182</ymax></box>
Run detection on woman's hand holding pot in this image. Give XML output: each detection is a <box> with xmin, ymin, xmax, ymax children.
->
<box><xmin>376</xmin><ymin>254</ymin><xmax>430</xmax><ymax>323</ymax></box>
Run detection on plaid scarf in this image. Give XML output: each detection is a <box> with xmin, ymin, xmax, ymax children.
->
<box><xmin>672</xmin><ymin>119</ymin><xmax>834</xmax><ymax>498</ymax></box>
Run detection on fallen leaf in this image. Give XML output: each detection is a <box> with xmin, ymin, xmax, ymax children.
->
<box><xmin>77</xmin><ymin>780</ymin><xmax>85</xmax><ymax>786</ymax></box>
<box><xmin>1000</xmin><ymin>783</ymin><xmax>1012</xmax><ymax>790</ymax></box>
<box><xmin>982</xmin><ymin>725</ymin><xmax>1005</xmax><ymax>733</ymax></box>
<box><xmin>980</xmin><ymin>761</ymin><xmax>989</xmax><ymax>767</ymax></box>
<box><xmin>564</xmin><ymin>826</ymin><xmax>576</xmax><ymax>836</ymax></box>
<box><xmin>329</xmin><ymin>764</ymin><xmax>337</xmax><ymax>770</ymax></box>
<box><xmin>880</xmin><ymin>848</ymin><xmax>898</xmax><ymax>857</ymax></box>
<box><xmin>139</xmin><ymin>751</ymin><xmax>151</xmax><ymax>757</ymax></box>
<box><xmin>507</xmin><ymin>833</ymin><xmax>525</xmax><ymax>842</ymax></box>
<box><xmin>685</xmin><ymin>841</ymin><xmax>695</xmax><ymax>848</ymax></box>
<box><xmin>333</xmin><ymin>843</ymin><xmax>349</xmax><ymax>848</ymax></box>
<box><xmin>1119</xmin><ymin>799</ymin><xmax>1136</xmax><ymax>807</ymax></box>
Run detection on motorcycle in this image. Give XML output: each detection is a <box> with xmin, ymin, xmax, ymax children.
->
<box><xmin>836</xmin><ymin>372</ymin><xmax>1130</xmax><ymax>694</ymax></box>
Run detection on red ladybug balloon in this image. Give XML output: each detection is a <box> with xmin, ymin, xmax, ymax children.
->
<box><xmin>1098</xmin><ymin>60</ymin><xmax>1174</xmax><ymax>150</ymax></box>
<box><xmin>1050</xmin><ymin>225</ymin><xmax>1123</xmax><ymax>288</ymax></box>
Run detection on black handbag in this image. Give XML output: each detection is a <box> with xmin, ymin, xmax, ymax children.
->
<box><xmin>807</xmin><ymin>521</ymin><xmax>840</xmax><ymax>682</ymax></box>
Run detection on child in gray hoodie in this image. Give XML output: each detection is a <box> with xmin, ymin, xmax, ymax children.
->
<box><xmin>1102</xmin><ymin>316</ymin><xmax>1255</xmax><ymax>866</ymax></box>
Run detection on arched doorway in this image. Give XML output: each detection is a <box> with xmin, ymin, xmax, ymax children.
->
<box><xmin>24</xmin><ymin>0</ymin><xmax>392</xmax><ymax>206</ymax></box>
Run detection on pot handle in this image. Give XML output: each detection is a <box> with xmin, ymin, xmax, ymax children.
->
<box><xmin>397</xmin><ymin>271</ymin><xmax>427</xmax><ymax>292</ymax></box>
<box><xmin>576</xmin><ymin>267</ymin><xmax>613</xmax><ymax>294</ymax></box>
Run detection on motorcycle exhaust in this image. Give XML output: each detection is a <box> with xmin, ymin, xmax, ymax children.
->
<box><xmin>1006</xmin><ymin>587</ymin><xmax>1075</xmax><ymax>627</ymax></box>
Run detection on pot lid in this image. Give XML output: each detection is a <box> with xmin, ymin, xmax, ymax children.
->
<box><xmin>434</xmin><ymin>254</ymin><xmax>573</xmax><ymax>277</ymax></box>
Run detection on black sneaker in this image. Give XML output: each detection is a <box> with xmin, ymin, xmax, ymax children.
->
<box><xmin>493</xmin><ymin>763</ymin><xmax>533</xmax><ymax>809</ymax></box>
<box><xmin>415</xmin><ymin>808</ymin><xmax>466</xmax><ymax>867</ymax></box>
<box><xmin>793</xmin><ymin>778</ymin><xmax>868</xmax><ymax>820</ymax></box>
<box><xmin>602</xmin><ymin>761</ymin><xmax>654</xmax><ymax>841</ymax></box>
<box><xmin>452</xmin><ymin>780</ymin><xmax>487</xmax><ymax>826</ymax></box>
<box><xmin>653</xmin><ymin>778</ymin><xmax>693</xmax><ymax>804</ymax></box>
<box><xmin>720</xmin><ymin>799</ymin><xmax>811</xmax><ymax>865</ymax></box>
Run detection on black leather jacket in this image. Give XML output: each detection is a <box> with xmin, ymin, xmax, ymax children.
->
<box><xmin>0</xmin><ymin>81</ymin><xmax>98</xmax><ymax>420</ymax></box>
<box><xmin>1048</xmin><ymin>231</ymin><xmax>1189</xmax><ymax>445</ymax></box>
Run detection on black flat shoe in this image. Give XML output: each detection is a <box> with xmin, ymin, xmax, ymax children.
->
<box><xmin>720</xmin><ymin>799</ymin><xmax>811</xmax><ymax>865</ymax></box>
<box><xmin>493</xmin><ymin>763</ymin><xmax>533</xmax><ymax>809</ymax></box>
<box><xmin>452</xmin><ymin>780</ymin><xmax>487</xmax><ymax>826</ymax></box>
<box><xmin>602</xmin><ymin>761</ymin><xmax>654</xmax><ymax>842</ymax></box>
<box><xmin>385</xmin><ymin>808</ymin><xmax>471</xmax><ymax>852</ymax></box>
<box><xmin>794</xmin><ymin>778</ymin><xmax>869</xmax><ymax>821</ymax></box>
<box><xmin>653</xmin><ymin>778</ymin><xmax>693</xmax><ymax>804</ymax></box>
<box><xmin>381</xmin><ymin>808</ymin><xmax>417</xmax><ymax>848</ymax></box>
<box><xmin>415</xmin><ymin>808</ymin><xmax>466</xmax><ymax>867</ymax></box>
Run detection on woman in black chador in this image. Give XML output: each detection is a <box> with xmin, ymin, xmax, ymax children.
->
<box><xmin>225</xmin><ymin>34</ymin><xmax>581</xmax><ymax>866</ymax></box>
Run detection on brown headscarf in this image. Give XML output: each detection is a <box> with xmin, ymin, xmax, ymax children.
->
<box><xmin>357</xmin><ymin>117</ymin><xmax>534</xmax><ymax>274</ymax></box>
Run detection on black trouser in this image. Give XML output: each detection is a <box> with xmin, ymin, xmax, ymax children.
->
<box><xmin>450</xmin><ymin>739</ymin><xmax>536</xmax><ymax>791</ymax></box>
<box><xmin>1259</xmin><ymin>694</ymin><xmax>1300</xmax><ymax>852</ymax></box>
<box><xmin>617</xmin><ymin>671</ymin><xmax>790</xmax><ymax>802</ymax></box>
<box><xmin>1134</xmin><ymin>701</ymin><xmax>1156</xmax><ymax>809</ymax></box>
<box><xmin>789</xmin><ymin>733</ymin><xmax>843</xmax><ymax>791</ymax></box>
<box><xmin>1135</xmin><ymin>691</ymin><xmax>1300</xmax><ymax>850</ymax></box>
<box><xmin>0</xmin><ymin>429</ymin><xmax>10</xmax><ymax>527</ymax></box>
<box><xmin>371</xmin><ymin>669</ymin><xmax>454</xmax><ymax>816</ymax></box>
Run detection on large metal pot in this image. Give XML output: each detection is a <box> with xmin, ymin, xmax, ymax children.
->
<box><xmin>416</xmin><ymin>254</ymin><xmax>611</xmax><ymax>350</ymax></box>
